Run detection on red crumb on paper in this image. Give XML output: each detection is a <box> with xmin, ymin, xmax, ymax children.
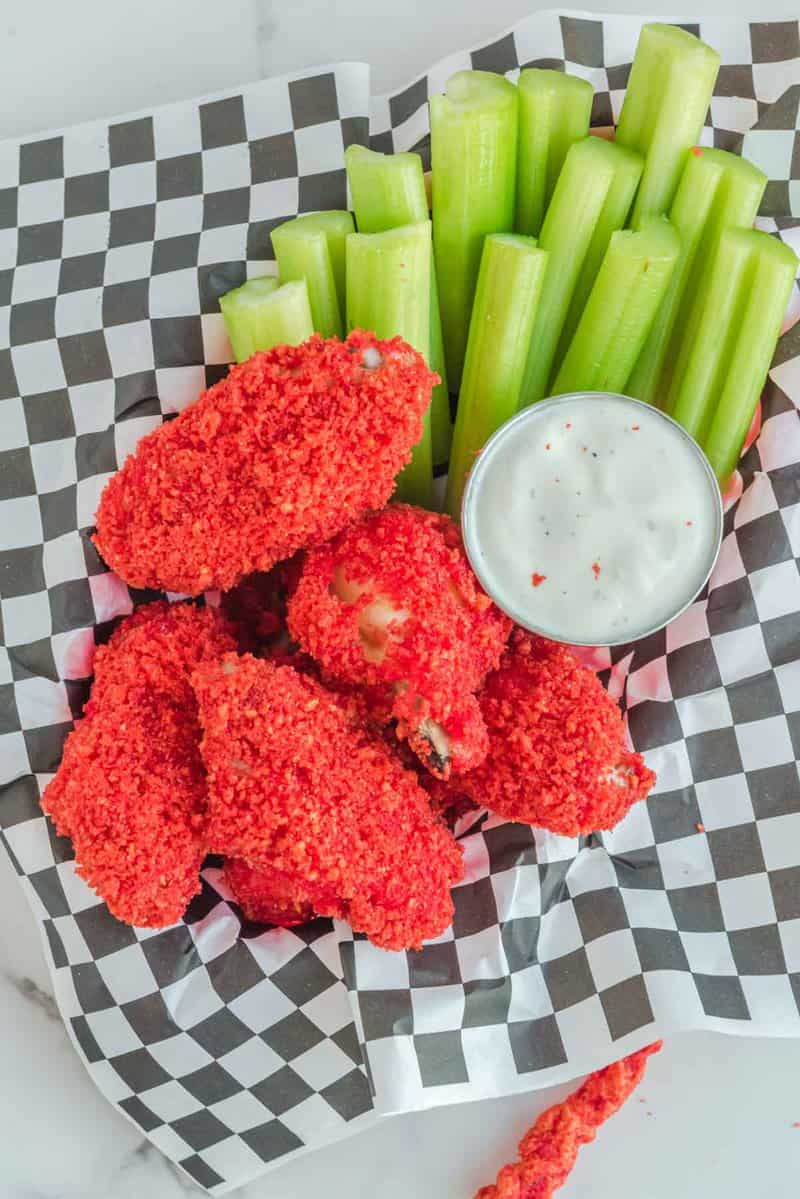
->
<box><xmin>696</xmin><ymin>822</ymin><xmax>706</xmax><ymax>833</ymax></box>
<box><xmin>545</xmin><ymin>442</ymin><xmax>551</xmax><ymax>450</ymax></box>
<box><xmin>473</xmin><ymin>1043</ymin><xmax>662</xmax><ymax>1199</ymax></box>
<box><xmin>592</xmin><ymin>561</ymin><xmax>602</xmax><ymax>580</ymax></box>
<box><xmin>686</xmin><ymin>520</ymin><xmax>694</xmax><ymax>527</ymax></box>
<box><xmin>531</xmin><ymin>573</ymin><xmax>547</xmax><ymax>588</ymax></box>
<box><xmin>792</xmin><ymin>1122</ymin><xmax>800</xmax><ymax>1128</ymax></box>
<box><xmin>565</xmin><ymin>423</ymin><xmax>572</xmax><ymax>429</ymax></box>
<box><xmin>632</xmin><ymin>425</ymin><xmax>640</xmax><ymax>431</ymax></box>
<box><xmin>692</xmin><ymin>146</ymin><xmax>703</xmax><ymax>156</ymax></box>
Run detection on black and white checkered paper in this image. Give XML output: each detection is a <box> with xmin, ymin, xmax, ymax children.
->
<box><xmin>1</xmin><ymin>14</ymin><xmax>800</xmax><ymax>1195</ymax></box>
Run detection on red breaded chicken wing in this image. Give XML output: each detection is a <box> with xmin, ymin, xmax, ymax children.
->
<box><xmin>456</xmin><ymin>630</ymin><xmax>654</xmax><ymax>836</ymax></box>
<box><xmin>41</xmin><ymin>602</ymin><xmax>238</xmax><ymax>927</ymax></box>
<box><xmin>94</xmin><ymin>333</ymin><xmax>436</xmax><ymax>595</ymax></box>
<box><xmin>193</xmin><ymin>653</ymin><xmax>464</xmax><ymax>950</ymax></box>
<box><xmin>287</xmin><ymin>504</ymin><xmax>511</xmax><ymax>777</ymax></box>
<box><xmin>224</xmin><ymin>859</ymin><xmax>318</xmax><ymax>928</ymax></box>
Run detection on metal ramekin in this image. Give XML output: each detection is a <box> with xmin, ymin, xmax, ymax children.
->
<box><xmin>461</xmin><ymin>392</ymin><xmax>724</xmax><ymax>648</ymax></box>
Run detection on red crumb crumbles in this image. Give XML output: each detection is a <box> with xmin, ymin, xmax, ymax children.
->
<box><xmin>93</xmin><ymin>332</ymin><xmax>436</xmax><ymax>596</ymax></box>
<box><xmin>592</xmin><ymin>561</ymin><xmax>602</xmax><ymax>580</ymax></box>
<box><xmin>287</xmin><ymin>503</ymin><xmax>511</xmax><ymax>777</ymax></box>
<box><xmin>474</xmin><ymin>1043</ymin><xmax>662</xmax><ymax>1199</ymax></box>
<box><xmin>531</xmin><ymin>573</ymin><xmax>547</xmax><ymax>588</ymax></box>
<box><xmin>193</xmin><ymin>653</ymin><xmax>464</xmax><ymax>951</ymax></box>
<box><xmin>41</xmin><ymin>602</ymin><xmax>237</xmax><ymax>927</ymax></box>
<box><xmin>454</xmin><ymin>629</ymin><xmax>655</xmax><ymax>836</ymax></box>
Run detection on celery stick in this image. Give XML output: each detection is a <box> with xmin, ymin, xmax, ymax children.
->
<box><xmin>668</xmin><ymin>229</ymin><xmax>797</xmax><ymax>481</ymax></box>
<box><xmin>616</xmin><ymin>23</ymin><xmax>720</xmax><ymax>228</ymax></box>
<box><xmin>555</xmin><ymin>141</ymin><xmax>643</xmax><ymax>363</ymax></box>
<box><xmin>345</xmin><ymin>144</ymin><xmax>452</xmax><ymax>463</ymax></box>
<box><xmin>271</xmin><ymin>213</ymin><xmax>353</xmax><ymax>339</ymax></box>
<box><xmin>430</xmin><ymin>70</ymin><xmax>519</xmax><ymax>389</ymax></box>
<box><xmin>446</xmin><ymin>234</ymin><xmax>547</xmax><ymax>518</ymax></box>
<box><xmin>346</xmin><ymin>222</ymin><xmax>433</xmax><ymax>505</ymax></box>
<box><xmin>220</xmin><ymin>278</ymin><xmax>313</xmax><ymax>361</ymax></box>
<box><xmin>552</xmin><ymin>218</ymin><xmax>679</xmax><ymax>396</ymax></box>
<box><xmin>518</xmin><ymin>137</ymin><xmax>643</xmax><ymax>407</ymax></box>
<box><xmin>515</xmin><ymin>69</ymin><xmax>593</xmax><ymax>237</ymax></box>
<box><xmin>345</xmin><ymin>144</ymin><xmax>429</xmax><ymax>229</ymax></box>
<box><xmin>219</xmin><ymin>277</ymin><xmax>278</xmax><ymax>361</ymax></box>
<box><xmin>628</xmin><ymin>148</ymin><xmax>766</xmax><ymax>407</ymax></box>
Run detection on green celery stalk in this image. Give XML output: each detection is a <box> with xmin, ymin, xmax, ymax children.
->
<box><xmin>220</xmin><ymin>278</ymin><xmax>313</xmax><ymax>361</ymax></box>
<box><xmin>616</xmin><ymin>23</ymin><xmax>720</xmax><ymax>228</ymax></box>
<box><xmin>669</xmin><ymin>229</ymin><xmax>797</xmax><ymax>481</ymax></box>
<box><xmin>345</xmin><ymin>144</ymin><xmax>452</xmax><ymax>464</ymax></box>
<box><xmin>346</xmin><ymin>222</ymin><xmax>433</xmax><ymax>505</ymax></box>
<box><xmin>515</xmin><ymin>69</ymin><xmax>593</xmax><ymax>237</ymax></box>
<box><xmin>518</xmin><ymin>137</ymin><xmax>643</xmax><ymax>407</ymax></box>
<box><xmin>445</xmin><ymin>234</ymin><xmax>547</xmax><ymax>519</ymax></box>
<box><xmin>628</xmin><ymin>147</ymin><xmax>766</xmax><ymax>407</ymax></box>
<box><xmin>552</xmin><ymin>217</ymin><xmax>680</xmax><ymax>396</ymax></box>
<box><xmin>430</xmin><ymin>70</ymin><xmax>519</xmax><ymax>389</ymax></box>
<box><xmin>271</xmin><ymin>212</ymin><xmax>354</xmax><ymax>338</ymax></box>
<box><xmin>554</xmin><ymin>141</ymin><xmax>643</xmax><ymax>364</ymax></box>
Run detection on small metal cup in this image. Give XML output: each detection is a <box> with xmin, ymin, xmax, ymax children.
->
<box><xmin>461</xmin><ymin>393</ymin><xmax>724</xmax><ymax>648</ymax></box>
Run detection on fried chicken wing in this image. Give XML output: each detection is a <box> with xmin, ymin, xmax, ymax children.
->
<box><xmin>41</xmin><ymin>602</ymin><xmax>237</xmax><ymax>927</ymax></box>
<box><xmin>94</xmin><ymin>333</ymin><xmax>435</xmax><ymax>595</ymax></box>
<box><xmin>287</xmin><ymin>503</ymin><xmax>511</xmax><ymax>777</ymax></box>
<box><xmin>193</xmin><ymin>653</ymin><xmax>464</xmax><ymax>950</ymax></box>
<box><xmin>458</xmin><ymin>630</ymin><xmax>655</xmax><ymax>836</ymax></box>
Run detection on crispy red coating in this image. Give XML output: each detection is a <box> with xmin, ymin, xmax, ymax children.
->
<box><xmin>41</xmin><ymin>602</ymin><xmax>237</xmax><ymax>927</ymax></box>
<box><xmin>94</xmin><ymin>332</ymin><xmax>436</xmax><ymax>595</ymax></box>
<box><xmin>224</xmin><ymin>859</ymin><xmax>318</xmax><ymax>927</ymax></box>
<box><xmin>193</xmin><ymin>653</ymin><xmax>464</xmax><ymax>950</ymax></box>
<box><xmin>459</xmin><ymin>630</ymin><xmax>655</xmax><ymax>836</ymax></box>
<box><xmin>475</xmin><ymin>1043</ymin><xmax>662</xmax><ymax>1199</ymax></box>
<box><xmin>287</xmin><ymin>503</ymin><xmax>511</xmax><ymax>776</ymax></box>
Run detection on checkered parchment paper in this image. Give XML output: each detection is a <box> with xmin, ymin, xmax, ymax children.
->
<box><xmin>2</xmin><ymin>12</ymin><xmax>800</xmax><ymax>1194</ymax></box>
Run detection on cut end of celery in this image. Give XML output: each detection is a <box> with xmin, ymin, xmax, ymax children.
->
<box><xmin>439</xmin><ymin>69</ymin><xmax>518</xmax><ymax>111</ymax></box>
<box><xmin>221</xmin><ymin>278</ymin><xmax>313</xmax><ymax>362</ymax></box>
<box><xmin>637</xmin><ymin>22</ymin><xmax>721</xmax><ymax>65</ymax></box>
<box><xmin>518</xmin><ymin>68</ymin><xmax>593</xmax><ymax>102</ymax></box>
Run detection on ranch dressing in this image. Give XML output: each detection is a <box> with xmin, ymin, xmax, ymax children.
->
<box><xmin>462</xmin><ymin>394</ymin><xmax>722</xmax><ymax>646</ymax></box>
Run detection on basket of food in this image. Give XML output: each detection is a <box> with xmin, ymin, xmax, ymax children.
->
<box><xmin>1</xmin><ymin>12</ymin><xmax>800</xmax><ymax>1196</ymax></box>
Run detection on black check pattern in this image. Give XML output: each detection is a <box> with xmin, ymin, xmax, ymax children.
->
<box><xmin>2</xmin><ymin>18</ymin><xmax>800</xmax><ymax>1197</ymax></box>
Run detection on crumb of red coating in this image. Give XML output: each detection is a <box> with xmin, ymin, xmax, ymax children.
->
<box><xmin>41</xmin><ymin>602</ymin><xmax>237</xmax><ymax>927</ymax></box>
<box><xmin>458</xmin><ymin>629</ymin><xmax>655</xmax><ymax>836</ymax></box>
<box><xmin>93</xmin><ymin>332</ymin><xmax>436</xmax><ymax>596</ymax></box>
<box><xmin>288</xmin><ymin>503</ymin><xmax>511</xmax><ymax>774</ymax></box>
<box><xmin>475</xmin><ymin>1043</ymin><xmax>662</xmax><ymax>1199</ymax></box>
<box><xmin>193</xmin><ymin>653</ymin><xmax>464</xmax><ymax>950</ymax></box>
<box><xmin>224</xmin><ymin>858</ymin><xmax>322</xmax><ymax>927</ymax></box>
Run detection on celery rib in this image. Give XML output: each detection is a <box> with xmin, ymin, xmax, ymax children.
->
<box><xmin>446</xmin><ymin>234</ymin><xmax>547</xmax><ymax>519</ymax></box>
<box><xmin>220</xmin><ymin>278</ymin><xmax>313</xmax><ymax>361</ymax></box>
<box><xmin>627</xmin><ymin>147</ymin><xmax>766</xmax><ymax>407</ymax></box>
<box><xmin>518</xmin><ymin>136</ymin><xmax>643</xmax><ymax>407</ymax></box>
<box><xmin>668</xmin><ymin>228</ymin><xmax>797</xmax><ymax>483</ymax></box>
<box><xmin>616</xmin><ymin>23</ymin><xmax>720</xmax><ymax>228</ymax></box>
<box><xmin>346</xmin><ymin>222</ymin><xmax>433</xmax><ymax>505</ymax></box>
<box><xmin>552</xmin><ymin>218</ymin><xmax>680</xmax><ymax>396</ymax></box>
<box><xmin>431</xmin><ymin>70</ymin><xmax>519</xmax><ymax>390</ymax></box>
<box><xmin>345</xmin><ymin>144</ymin><xmax>452</xmax><ymax>463</ymax></box>
<box><xmin>515</xmin><ymin>69</ymin><xmax>593</xmax><ymax>237</ymax></box>
<box><xmin>271</xmin><ymin>212</ymin><xmax>354</xmax><ymax>339</ymax></box>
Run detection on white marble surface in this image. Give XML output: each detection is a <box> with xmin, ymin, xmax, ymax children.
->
<box><xmin>2</xmin><ymin>2</ymin><xmax>800</xmax><ymax>1196</ymax></box>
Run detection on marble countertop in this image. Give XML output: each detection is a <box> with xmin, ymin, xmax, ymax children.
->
<box><xmin>2</xmin><ymin>2</ymin><xmax>800</xmax><ymax>1196</ymax></box>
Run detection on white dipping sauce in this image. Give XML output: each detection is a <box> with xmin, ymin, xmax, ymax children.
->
<box><xmin>463</xmin><ymin>394</ymin><xmax>722</xmax><ymax>646</ymax></box>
